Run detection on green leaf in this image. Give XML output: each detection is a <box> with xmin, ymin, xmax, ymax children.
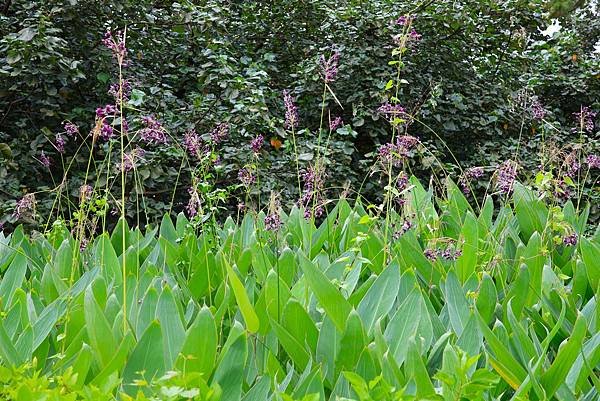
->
<box><xmin>156</xmin><ymin>285</ymin><xmax>186</xmax><ymax>368</ymax></box>
<box><xmin>225</xmin><ymin>261</ymin><xmax>260</xmax><ymax>333</ymax></box>
<box><xmin>176</xmin><ymin>306</ymin><xmax>217</xmax><ymax>377</ymax></box>
<box><xmin>357</xmin><ymin>262</ymin><xmax>400</xmax><ymax>335</ymax></box>
<box><xmin>298</xmin><ymin>253</ymin><xmax>352</xmax><ymax>332</ymax></box>
<box><xmin>123</xmin><ymin>321</ymin><xmax>165</xmax><ymax>395</ymax></box>
<box><xmin>84</xmin><ymin>286</ymin><xmax>118</xmax><ymax>368</ymax></box>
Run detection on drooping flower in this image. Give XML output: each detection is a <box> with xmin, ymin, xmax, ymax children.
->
<box><xmin>209</xmin><ymin>123</ymin><xmax>229</xmax><ymax>145</ymax></box>
<box><xmin>39</xmin><ymin>151</ymin><xmax>51</xmax><ymax>168</ymax></box>
<box><xmin>424</xmin><ymin>248</ymin><xmax>437</xmax><ymax>261</ymax></box>
<box><xmin>265</xmin><ymin>192</ymin><xmax>283</xmax><ymax>231</ymax></box>
<box><xmin>96</xmin><ymin>104</ymin><xmax>117</xmax><ymax>118</ymax></box>
<box><xmin>459</xmin><ymin>166</ymin><xmax>484</xmax><ymax>194</ymax></box>
<box><xmin>63</xmin><ymin>121</ymin><xmax>79</xmax><ymax>137</ymax></box>
<box><xmin>395</xmin><ymin>171</ymin><xmax>410</xmax><ymax>206</ymax></box>
<box><xmin>378</xmin><ymin>135</ymin><xmax>419</xmax><ymax>167</ymax></box>
<box><xmin>299</xmin><ymin>166</ymin><xmax>326</xmax><ymax>220</ymax></box>
<box><xmin>238</xmin><ymin>167</ymin><xmax>256</xmax><ymax>186</ymax></box>
<box><xmin>283</xmin><ymin>90</ymin><xmax>299</xmax><ymax>129</ymax></box>
<box><xmin>319</xmin><ymin>51</ymin><xmax>340</xmax><ymax>83</ymax></box>
<box><xmin>139</xmin><ymin>115</ymin><xmax>168</xmax><ymax>145</ymax></box>
<box><xmin>119</xmin><ymin>147</ymin><xmax>145</xmax><ymax>172</ymax></box>
<box><xmin>572</xmin><ymin>106</ymin><xmax>597</xmax><ymax>133</ymax></box>
<box><xmin>13</xmin><ymin>193</ymin><xmax>36</xmax><ymax>219</ymax></box>
<box><xmin>393</xmin><ymin>218</ymin><xmax>413</xmax><ymax>239</ymax></box>
<box><xmin>108</xmin><ymin>80</ymin><xmax>132</xmax><ymax>103</ymax></box>
<box><xmin>496</xmin><ymin>160</ymin><xmax>518</xmax><ymax>195</ymax></box>
<box><xmin>377</xmin><ymin>102</ymin><xmax>406</xmax><ymax>117</ymax></box>
<box><xmin>100</xmin><ymin>123</ymin><xmax>114</xmax><ymax>140</ymax></box>
<box><xmin>79</xmin><ymin>185</ymin><xmax>93</xmax><ymax>203</ymax></box>
<box><xmin>55</xmin><ymin>134</ymin><xmax>66</xmax><ymax>154</ymax></box>
<box><xmin>586</xmin><ymin>154</ymin><xmax>600</xmax><ymax>169</ymax></box>
<box><xmin>564</xmin><ymin>152</ymin><xmax>581</xmax><ymax>178</ymax></box>
<box><xmin>251</xmin><ymin>134</ymin><xmax>264</xmax><ymax>155</ymax></box>
<box><xmin>329</xmin><ymin>116</ymin><xmax>343</xmax><ymax>131</ymax></box>
<box><xmin>183</xmin><ymin>129</ymin><xmax>207</xmax><ymax>159</ymax></box>
<box><xmin>186</xmin><ymin>187</ymin><xmax>202</xmax><ymax>217</ymax></box>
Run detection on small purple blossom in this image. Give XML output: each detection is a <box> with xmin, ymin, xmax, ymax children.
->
<box><xmin>377</xmin><ymin>102</ymin><xmax>406</xmax><ymax>117</ymax></box>
<box><xmin>531</xmin><ymin>99</ymin><xmax>546</xmax><ymax>121</ymax></box>
<box><xmin>283</xmin><ymin>90</ymin><xmax>299</xmax><ymax>129</ymax></box>
<box><xmin>409</xmin><ymin>29</ymin><xmax>422</xmax><ymax>41</ymax></box>
<box><xmin>251</xmin><ymin>134</ymin><xmax>264</xmax><ymax>155</ymax></box>
<box><xmin>396</xmin><ymin>15</ymin><xmax>412</xmax><ymax>26</ymax></box>
<box><xmin>39</xmin><ymin>151</ymin><xmax>51</xmax><ymax>168</ymax></box>
<box><xmin>459</xmin><ymin>166</ymin><xmax>484</xmax><ymax>194</ymax></box>
<box><xmin>329</xmin><ymin>116</ymin><xmax>343</xmax><ymax>131</ymax></box>
<box><xmin>183</xmin><ymin>129</ymin><xmax>207</xmax><ymax>159</ymax></box>
<box><xmin>496</xmin><ymin>160</ymin><xmax>518</xmax><ymax>195</ymax></box>
<box><xmin>565</xmin><ymin>153</ymin><xmax>581</xmax><ymax>178</ymax></box>
<box><xmin>424</xmin><ymin>248</ymin><xmax>437</xmax><ymax>261</ymax></box>
<box><xmin>573</xmin><ymin>106</ymin><xmax>597</xmax><ymax>133</ymax></box>
<box><xmin>63</xmin><ymin>122</ymin><xmax>79</xmax><ymax>137</ymax></box>
<box><xmin>186</xmin><ymin>187</ymin><xmax>202</xmax><ymax>217</ymax></box>
<box><xmin>79</xmin><ymin>185</ymin><xmax>93</xmax><ymax>202</ymax></box>
<box><xmin>238</xmin><ymin>167</ymin><xmax>256</xmax><ymax>186</ymax></box>
<box><xmin>13</xmin><ymin>193</ymin><xmax>36</xmax><ymax>219</ymax></box>
<box><xmin>393</xmin><ymin>219</ymin><xmax>413</xmax><ymax>240</ymax></box>
<box><xmin>319</xmin><ymin>51</ymin><xmax>340</xmax><ymax>83</ymax></box>
<box><xmin>119</xmin><ymin>147</ymin><xmax>145</xmax><ymax>172</ymax></box>
<box><xmin>100</xmin><ymin>123</ymin><xmax>114</xmax><ymax>140</ymax></box>
<box><xmin>563</xmin><ymin>233</ymin><xmax>578</xmax><ymax>247</ymax></box>
<box><xmin>96</xmin><ymin>104</ymin><xmax>117</xmax><ymax>118</ymax></box>
<box><xmin>55</xmin><ymin>134</ymin><xmax>66</xmax><ymax>154</ymax></box>
<box><xmin>378</xmin><ymin>136</ymin><xmax>419</xmax><ymax>167</ymax></box>
<box><xmin>102</xmin><ymin>30</ymin><xmax>127</xmax><ymax>60</ymax></box>
<box><xmin>209</xmin><ymin>123</ymin><xmax>229</xmax><ymax>145</ymax></box>
<box><xmin>108</xmin><ymin>80</ymin><xmax>132</xmax><ymax>103</ymax></box>
<box><xmin>139</xmin><ymin>115</ymin><xmax>168</xmax><ymax>145</ymax></box>
<box><xmin>586</xmin><ymin>154</ymin><xmax>600</xmax><ymax>169</ymax></box>
<box><xmin>265</xmin><ymin>213</ymin><xmax>282</xmax><ymax>231</ymax></box>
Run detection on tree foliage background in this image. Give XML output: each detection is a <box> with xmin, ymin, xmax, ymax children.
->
<box><xmin>1</xmin><ymin>0</ymin><xmax>599</xmax><ymax>228</ymax></box>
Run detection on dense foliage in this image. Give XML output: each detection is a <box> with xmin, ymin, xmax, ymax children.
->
<box><xmin>1</xmin><ymin>0</ymin><xmax>599</xmax><ymax>227</ymax></box>
<box><xmin>0</xmin><ymin>178</ymin><xmax>598</xmax><ymax>400</ymax></box>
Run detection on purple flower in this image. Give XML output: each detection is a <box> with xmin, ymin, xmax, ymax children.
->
<box><xmin>13</xmin><ymin>193</ymin><xmax>36</xmax><ymax>219</ymax></box>
<box><xmin>409</xmin><ymin>29</ymin><xmax>422</xmax><ymax>41</ymax></box>
<box><xmin>378</xmin><ymin>136</ymin><xmax>419</xmax><ymax>167</ymax></box>
<box><xmin>63</xmin><ymin>122</ymin><xmax>79</xmax><ymax>137</ymax></box>
<box><xmin>186</xmin><ymin>187</ymin><xmax>201</xmax><ymax>217</ymax></box>
<box><xmin>563</xmin><ymin>233</ymin><xmax>578</xmax><ymax>247</ymax></box>
<box><xmin>531</xmin><ymin>99</ymin><xmax>546</xmax><ymax>121</ymax></box>
<box><xmin>139</xmin><ymin>115</ymin><xmax>168</xmax><ymax>145</ymax></box>
<box><xmin>319</xmin><ymin>51</ymin><xmax>340</xmax><ymax>83</ymax></box>
<box><xmin>96</xmin><ymin>104</ymin><xmax>117</xmax><ymax>118</ymax></box>
<box><xmin>39</xmin><ymin>151</ymin><xmax>51</xmax><ymax>168</ymax></box>
<box><xmin>572</xmin><ymin>106</ymin><xmax>597</xmax><ymax>133</ymax></box>
<box><xmin>459</xmin><ymin>166</ymin><xmax>484</xmax><ymax>194</ymax></box>
<box><xmin>265</xmin><ymin>213</ymin><xmax>282</xmax><ymax>231</ymax></box>
<box><xmin>108</xmin><ymin>80</ymin><xmax>132</xmax><ymax>103</ymax></box>
<box><xmin>586</xmin><ymin>154</ymin><xmax>600</xmax><ymax>169</ymax></box>
<box><xmin>424</xmin><ymin>248</ymin><xmax>437</xmax><ymax>261</ymax></box>
<box><xmin>299</xmin><ymin>166</ymin><xmax>326</xmax><ymax>220</ymax></box>
<box><xmin>102</xmin><ymin>30</ymin><xmax>127</xmax><ymax>60</ymax></box>
<box><xmin>238</xmin><ymin>167</ymin><xmax>256</xmax><ymax>186</ymax></box>
<box><xmin>496</xmin><ymin>160</ymin><xmax>518</xmax><ymax>195</ymax></box>
<box><xmin>100</xmin><ymin>123</ymin><xmax>114</xmax><ymax>140</ymax></box>
<box><xmin>565</xmin><ymin>153</ymin><xmax>581</xmax><ymax>178</ymax></box>
<box><xmin>183</xmin><ymin>129</ymin><xmax>207</xmax><ymax>159</ymax></box>
<box><xmin>283</xmin><ymin>90</ymin><xmax>299</xmax><ymax>129</ymax></box>
<box><xmin>119</xmin><ymin>147</ymin><xmax>145</xmax><ymax>172</ymax></box>
<box><xmin>209</xmin><ymin>123</ymin><xmax>229</xmax><ymax>145</ymax></box>
<box><xmin>377</xmin><ymin>102</ymin><xmax>406</xmax><ymax>117</ymax></box>
<box><xmin>329</xmin><ymin>116</ymin><xmax>343</xmax><ymax>131</ymax></box>
<box><xmin>396</xmin><ymin>15</ymin><xmax>412</xmax><ymax>26</ymax></box>
<box><xmin>251</xmin><ymin>134</ymin><xmax>264</xmax><ymax>155</ymax></box>
<box><xmin>393</xmin><ymin>219</ymin><xmax>413</xmax><ymax>239</ymax></box>
<box><xmin>55</xmin><ymin>134</ymin><xmax>66</xmax><ymax>154</ymax></box>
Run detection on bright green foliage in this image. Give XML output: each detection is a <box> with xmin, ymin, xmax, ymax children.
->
<box><xmin>0</xmin><ymin>178</ymin><xmax>598</xmax><ymax>400</ymax></box>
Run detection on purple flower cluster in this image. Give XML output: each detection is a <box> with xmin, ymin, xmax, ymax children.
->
<box><xmin>531</xmin><ymin>99</ymin><xmax>546</xmax><ymax>121</ymax></box>
<box><xmin>55</xmin><ymin>134</ymin><xmax>66</xmax><ymax>154</ymax></box>
<box><xmin>424</xmin><ymin>244</ymin><xmax>462</xmax><ymax>261</ymax></box>
<box><xmin>120</xmin><ymin>147</ymin><xmax>145</xmax><ymax>172</ymax></box>
<box><xmin>283</xmin><ymin>90</ymin><xmax>299</xmax><ymax>129</ymax></box>
<box><xmin>139</xmin><ymin>116</ymin><xmax>168</xmax><ymax>145</ymax></box>
<box><xmin>96</xmin><ymin>104</ymin><xmax>118</xmax><ymax>118</ymax></box>
<box><xmin>562</xmin><ymin>232</ymin><xmax>578</xmax><ymax>247</ymax></box>
<box><xmin>251</xmin><ymin>134</ymin><xmax>264</xmax><ymax>155</ymax></box>
<box><xmin>396</xmin><ymin>15</ymin><xmax>412</xmax><ymax>26</ymax></box>
<box><xmin>409</xmin><ymin>29</ymin><xmax>422</xmax><ymax>41</ymax></box>
<box><xmin>564</xmin><ymin>153</ymin><xmax>580</xmax><ymax>178</ymax></box>
<box><xmin>39</xmin><ymin>151</ymin><xmax>51</xmax><ymax>168</ymax></box>
<box><xmin>13</xmin><ymin>193</ymin><xmax>36</xmax><ymax>219</ymax></box>
<box><xmin>264</xmin><ymin>213</ymin><xmax>282</xmax><ymax>231</ymax></box>
<box><xmin>238</xmin><ymin>167</ymin><xmax>256</xmax><ymax>186</ymax></box>
<box><xmin>329</xmin><ymin>116</ymin><xmax>343</xmax><ymax>131</ymax></box>
<box><xmin>100</xmin><ymin>123</ymin><xmax>114</xmax><ymax>140</ymax></box>
<box><xmin>299</xmin><ymin>166</ymin><xmax>326</xmax><ymax>219</ymax></box>
<box><xmin>377</xmin><ymin>102</ymin><xmax>406</xmax><ymax>117</ymax></box>
<box><xmin>496</xmin><ymin>160</ymin><xmax>518</xmax><ymax>195</ymax></box>
<box><xmin>554</xmin><ymin>179</ymin><xmax>573</xmax><ymax>202</ymax></box>
<box><xmin>393</xmin><ymin>218</ymin><xmax>413</xmax><ymax>239</ymax></box>
<box><xmin>378</xmin><ymin>135</ymin><xmax>419</xmax><ymax>167</ymax></box>
<box><xmin>102</xmin><ymin>30</ymin><xmax>127</xmax><ymax>60</ymax></box>
<box><xmin>186</xmin><ymin>187</ymin><xmax>202</xmax><ymax>217</ymax></box>
<box><xmin>108</xmin><ymin>80</ymin><xmax>132</xmax><ymax>103</ymax></box>
<box><xmin>573</xmin><ymin>106</ymin><xmax>597</xmax><ymax>133</ymax></box>
<box><xmin>209</xmin><ymin>123</ymin><xmax>229</xmax><ymax>145</ymax></box>
<box><xmin>459</xmin><ymin>166</ymin><xmax>484</xmax><ymax>194</ymax></box>
<box><xmin>586</xmin><ymin>154</ymin><xmax>600</xmax><ymax>169</ymax></box>
<box><xmin>63</xmin><ymin>121</ymin><xmax>79</xmax><ymax>137</ymax></box>
<box><xmin>319</xmin><ymin>51</ymin><xmax>340</xmax><ymax>83</ymax></box>
<box><xmin>395</xmin><ymin>171</ymin><xmax>409</xmax><ymax>206</ymax></box>
<box><xmin>183</xmin><ymin>129</ymin><xmax>208</xmax><ymax>159</ymax></box>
